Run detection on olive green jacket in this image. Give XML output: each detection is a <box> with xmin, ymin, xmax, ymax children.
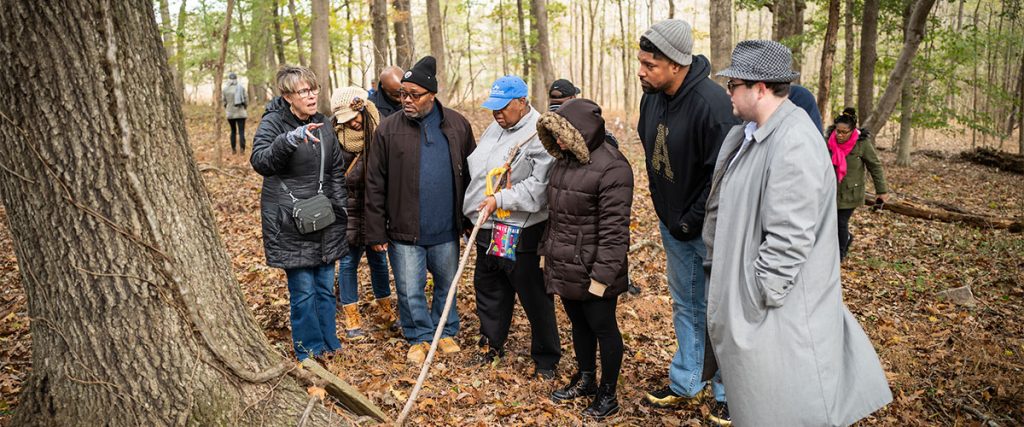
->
<box><xmin>830</xmin><ymin>130</ymin><xmax>888</xmax><ymax>209</ymax></box>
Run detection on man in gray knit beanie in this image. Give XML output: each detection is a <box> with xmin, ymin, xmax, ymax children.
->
<box><xmin>636</xmin><ymin>19</ymin><xmax>738</xmax><ymax>426</ymax></box>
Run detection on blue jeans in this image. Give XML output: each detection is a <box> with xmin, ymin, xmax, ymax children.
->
<box><xmin>389</xmin><ymin>240</ymin><xmax>460</xmax><ymax>343</ymax></box>
<box><xmin>660</xmin><ymin>222</ymin><xmax>726</xmax><ymax>402</ymax></box>
<box><xmin>285</xmin><ymin>263</ymin><xmax>342</xmax><ymax>360</ymax></box>
<box><xmin>338</xmin><ymin>244</ymin><xmax>392</xmax><ymax>305</ymax></box>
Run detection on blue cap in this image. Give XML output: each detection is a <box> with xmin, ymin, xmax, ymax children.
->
<box><xmin>481</xmin><ymin>76</ymin><xmax>529</xmax><ymax>110</ymax></box>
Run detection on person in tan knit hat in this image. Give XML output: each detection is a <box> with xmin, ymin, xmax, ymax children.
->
<box><xmin>330</xmin><ymin>87</ymin><xmax>396</xmax><ymax>340</ymax></box>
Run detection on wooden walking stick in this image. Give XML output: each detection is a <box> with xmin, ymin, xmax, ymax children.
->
<box><xmin>395</xmin><ymin>210</ymin><xmax>489</xmax><ymax>426</ymax></box>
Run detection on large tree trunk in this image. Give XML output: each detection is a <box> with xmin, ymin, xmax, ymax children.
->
<box><xmin>175</xmin><ymin>0</ymin><xmax>188</xmax><ymax>101</ymax></box>
<box><xmin>0</xmin><ymin>1</ymin><xmax>337</xmax><ymax>424</ymax></box>
<box><xmin>772</xmin><ymin>0</ymin><xmax>805</xmax><ymax>81</ymax></box>
<box><xmin>370</xmin><ymin>0</ymin><xmax>389</xmax><ymax>76</ymax></box>
<box><xmin>816</xmin><ymin>0</ymin><xmax>841</xmax><ymax>124</ymax></box>
<box><xmin>709</xmin><ymin>0</ymin><xmax>733</xmax><ymax>77</ymax></box>
<box><xmin>862</xmin><ymin>0</ymin><xmax>938</xmax><ymax>135</ymax></box>
<box><xmin>426</xmin><ymin>0</ymin><xmax>447</xmax><ymax>98</ymax></box>
<box><xmin>310</xmin><ymin>0</ymin><xmax>331</xmax><ymax>114</ymax></box>
<box><xmin>857</xmin><ymin>0</ymin><xmax>880</xmax><ymax>119</ymax></box>
<box><xmin>530</xmin><ymin>0</ymin><xmax>554</xmax><ymax>106</ymax></box>
<box><xmin>248</xmin><ymin>0</ymin><xmax>275</xmax><ymax>104</ymax></box>
<box><xmin>516</xmin><ymin>0</ymin><xmax>530</xmax><ymax>79</ymax></box>
<box><xmin>392</xmin><ymin>0</ymin><xmax>414</xmax><ymax>69</ymax></box>
<box><xmin>287</xmin><ymin>0</ymin><xmax>307</xmax><ymax>66</ymax></box>
<box><xmin>842</xmin><ymin>0</ymin><xmax>855</xmax><ymax>110</ymax></box>
<box><xmin>1019</xmin><ymin>51</ymin><xmax>1024</xmax><ymax>155</ymax></box>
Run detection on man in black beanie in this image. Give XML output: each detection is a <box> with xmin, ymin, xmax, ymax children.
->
<box><xmin>364</xmin><ymin>56</ymin><xmax>477</xmax><ymax>365</ymax></box>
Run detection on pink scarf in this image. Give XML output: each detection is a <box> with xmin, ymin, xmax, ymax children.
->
<box><xmin>827</xmin><ymin>128</ymin><xmax>859</xmax><ymax>182</ymax></box>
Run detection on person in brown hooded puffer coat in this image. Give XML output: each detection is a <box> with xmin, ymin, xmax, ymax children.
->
<box><xmin>537</xmin><ymin>98</ymin><xmax>634</xmax><ymax>420</ymax></box>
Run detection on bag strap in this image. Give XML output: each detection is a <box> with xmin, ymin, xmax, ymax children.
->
<box><xmin>278</xmin><ymin>127</ymin><xmax>326</xmax><ymax>202</ymax></box>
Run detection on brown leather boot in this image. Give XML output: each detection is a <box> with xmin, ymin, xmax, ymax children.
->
<box><xmin>342</xmin><ymin>303</ymin><xmax>366</xmax><ymax>340</ymax></box>
<box><xmin>374</xmin><ymin>297</ymin><xmax>398</xmax><ymax>331</ymax></box>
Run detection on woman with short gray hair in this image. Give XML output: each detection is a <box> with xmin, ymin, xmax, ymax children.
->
<box><xmin>250</xmin><ymin>66</ymin><xmax>349</xmax><ymax>361</ymax></box>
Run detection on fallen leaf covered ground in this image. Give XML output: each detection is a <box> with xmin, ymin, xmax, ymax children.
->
<box><xmin>1</xmin><ymin>105</ymin><xmax>1021</xmax><ymax>425</ymax></box>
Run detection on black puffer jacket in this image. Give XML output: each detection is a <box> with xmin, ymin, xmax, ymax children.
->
<box><xmin>537</xmin><ymin>99</ymin><xmax>634</xmax><ymax>301</ymax></box>
<box><xmin>251</xmin><ymin>97</ymin><xmax>349</xmax><ymax>269</ymax></box>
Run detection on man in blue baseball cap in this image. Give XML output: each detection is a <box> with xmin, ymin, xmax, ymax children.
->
<box><xmin>464</xmin><ymin>75</ymin><xmax>561</xmax><ymax>379</ymax></box>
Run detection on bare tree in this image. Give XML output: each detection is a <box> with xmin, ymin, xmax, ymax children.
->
<box><xmin>862</xmin><ymin>0</ymin><xmax>938</xmax><ymax>135</ymax></box>
<box><xmin>393</xmin><ymin>0</ymin><xmax>414</xmax><ymax>68</ymax></box>
<box><xmin>772</xmin><ymin>0</ymin><xmax>805</xmax><ymax>80</ymax></box>
<box><xmin>842</xmin><ymin>0</ymin><xmax>854</xmax><ymax>109</ymax></box>
<box><xmin>896</xmin><ymin>75</ymin><xmax>915</xmax><ymax>165</ymax></box>
<box><xmin>857</xmin><ymin>0</ymin><xmax>879</xmax><ymax>119</ymax></box>
<box><xmin>370</xmin><ymin>0</ymin><xmax>389</xmax><ymax>76</ymax></box>
<box><xmin>287</xmin><ymin>0</ymin><xmax>307</xmax><ymax>66</ymax></box>
<box><xmin>530</xmin><ymin>0</ymin><xmax>554</xmax><ymax>106</ymax></box>
<box><xmin>157</xmin><ymin>0</ymin><xmax>179</xmax><ymax>102</ymax></box>
<box><xmin>710</xmin><ymin>0</ymin><xmax>733</xmax><ymax>76</ymax></box>
<box><xmin>210</xmin><ymin>0</ymin><xmax>238</xmax><ymax>168</ymax></box>
<box><xmin>516</xmin><ymin>0</ymin><xmax>530</xmax><ymax>79</ymax></box>
<box><xmin>0</xmin><ymin>1</ymin><xmax>337</xmax><ymax>423</ymax></box>
<box><xmin>427</xmin><ymin>0</ymin><xmax>447</xmax><ymax>98</ymax></box>
<box><xmin>311</xmin><ymin>0</ymin><xmax>331</xmax><ymax>114</ymax></box>
<box><xmin>617</xmin><ymin>0</ymin><xmax>632</xmax><ymax>120</ymax></box>
<box><xmin>816</xmin><ymin>0</ymin><xmax>841</xmax><ymax>123</ymax></box>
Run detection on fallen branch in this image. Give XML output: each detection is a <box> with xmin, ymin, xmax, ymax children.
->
<box><xmin>865</xmin><ymin>193</ymin><xmax>1023</xmax><ymax>232</ymax></box>
<box><xmin>959</xmin><ymin>147</ymin><xmax>1024</xmax><ymax>174</ymax></box>
<box><xmin>959</xmin><ymin>403</ymin><xmax>1001</xmax><ymax>427</ymax></box>
<box><xmin>297</xmin><ymin>395</ymin><xmax>318</xmax><ymax>427</ymax></box>
<box><xmin>299</xmin><ymin>359</ymin><xmax>389</xmax><ymax>423</ymax></box>
<box><xmin>629</xmin><ymin>239</ymin><xmax>663</xmax><ymax>253</ymax></box>
<box><xmin>197</xmin><ymin>163</ymin><xmax>243</xmax><ymax>179</ymax></box>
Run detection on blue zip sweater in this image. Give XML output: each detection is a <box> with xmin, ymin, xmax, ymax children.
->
<box><xmin>417</xmin><ymin>105</ymin><xmax>457</xmax><ymax>245</ymax></box>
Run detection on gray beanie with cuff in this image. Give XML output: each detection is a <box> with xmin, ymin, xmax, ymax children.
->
<box><xmin>641</xmin><ymin>19</ymin><xmax>694</xmax><ymax>66</ymax></box>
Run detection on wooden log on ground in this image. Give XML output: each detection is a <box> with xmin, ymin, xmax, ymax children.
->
<box><xmin>300</xmin><ymin>358</ymin><xmax>391</xmax><ymax>423</ymax></box>
<box><xmin>865</xmin><ymin>193</ymin><xmax>1023</xmax><ymax>232</ymax></box>
<box><xmin>959</xmin><ymin>147</ymin><xmax>1024</xmax><ymax>174</ymax></box>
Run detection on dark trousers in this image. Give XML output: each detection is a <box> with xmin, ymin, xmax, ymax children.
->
<box><xmin>562</xmin><ymin>297</ymin><xmax>623</xmax><ymax>390</ymax></box>
<box><xmin>229</xmin><ymin>118</ymin><xmax>246</xmax><ymax>152</ymax></box>
<box><xmin>837</xmin><ymin>208</ymin><xmax>855</xmax><ymax>260</ymax></box>
<box><xmin>473</xmin><ymin>246</ymin><xmax>561</xmax><ymax>370</ymax></box>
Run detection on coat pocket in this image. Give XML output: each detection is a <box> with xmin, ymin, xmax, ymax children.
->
<box><xmin>573</xmin><ymin>230</ymin><xmax>584</xmax><ymax>265</ymax></box>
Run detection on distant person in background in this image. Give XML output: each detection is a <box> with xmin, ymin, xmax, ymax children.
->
<box><xmin>368</xmin><ymin>66</ymin><xmax>404</xmax><ymax>118</ymax></box>
<box><xmin>547</xmin><ymin>78</ymin><xmax>581</xmax><ymax>111</ymax></box>
<box><xmin>787</xmin><ymin>84</ymin><xmax>822</xmax><ymax>134</ymax></box>
<box><xmin>330</xmin><ymin>86</ymin><xmax>397</xmax><ymax>340</ymax></box>
<box><xmin>825</xmin><ymin>108</ymin><xmax>889</xmax><ymax>260</ymax></box>
<box><xmin>223</xmin><ymin>72</ymin><xmax>248</xmax><ymax>153</ymax></box>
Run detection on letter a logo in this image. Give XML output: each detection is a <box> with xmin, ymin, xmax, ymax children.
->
<box><xmin>651</xmin><ymin>123</ymin><xmax>674</xmax><ymax>181</ymax></box>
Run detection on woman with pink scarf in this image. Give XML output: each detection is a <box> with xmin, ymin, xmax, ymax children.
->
<box><xmin>826</xmin><ymin>108</ymin><xmax>889</xmax><ymax>260</ymax></box>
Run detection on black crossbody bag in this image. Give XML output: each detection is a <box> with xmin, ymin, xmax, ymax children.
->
<box><xmin>280</xmin><ymin>136</ymin><xmax>335</xmax><ymax>234</ymax></box>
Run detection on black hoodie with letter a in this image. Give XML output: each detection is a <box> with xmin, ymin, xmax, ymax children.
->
<box><xmin>637</xmin><ymin>54</ymin><xmax>739</xmax><ymax>241</ymax></box>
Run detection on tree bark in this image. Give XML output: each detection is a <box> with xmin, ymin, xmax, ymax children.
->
<box><xmin>816</xmin><ymin>0</ymin><xmax>841</xmax><ymax>124</ymax></box>
<box><xmin>668</xmin><ymin>0</ymin><xmax>675</xmax><ymax>18</ymax></box>
<box><xmin>772</xmin><ymin>0</ymin><xmax>805</xmax><ymax>81</ymax></box>
<box><xmin>864</xmin><ymin>195</ymin><xmax>1023</xmax><ymax>232</ymax></box>
<box><xmin>1019</xmin><ymin>51</ymin><xmax>1024</xmax><ymax>154</ymax></box>
<box><xmin>370</xmin><ymin>0</ymin><xmax>389</xmax><ymax>76</ymax></box>
<box><xmin>392</xmin><ymin>0</ymin><xmax>414</xmax><ymax>69</ymax></box>
<box><xmin>157</xmin><ymin>0</ymin><xmax>179</xmax><ymax>104</ymax></box>
<box><xmin>516</xmin><ymin>0</ymin><xmax>530</xmax><ymax>79</ymax></box>
<box><xmin>862</xmin><ymin>0</ymin><xmax>938</xmax><ymax>135</ymax></box>
<box><xmin>896</xmin><ymin>73</ymin><xmax>915</xmax><ymax>166</ymax></box>
<box><xmin>499</xmin><ymin>0</ymin><xmax>510</xmax><ymax>76</ymax></box>
<box><xmin>587</xmin><ymin>0</ymin><xmax>597</xmax><ymax>94</ymax></box>
<box><xmin>857</xmin><ymin>0</ymin><xmax>879</xmax><ymax>119</ymax></box>
<box><xmin>249</xmin><ymin>0</ymin><xmax>275</xmax><ymax>104</ymax></box>
<box><xmin>709</xmin><ymin>0</ymin><xmax>733</xmax><ymax>77</ymax></box>
<box><xmin>0</xmin><ymin>1</ymin><xmax>339</xmax><ymax>424</ymax></box>
<box><xmin>617</xmin><ymin>0</ymin><xmax>631</xmax><ymax>120</ymax></box>
<box><xmin>273</xmin><ymin>0</ymin><xmax>287</xmax><ymax>68</ymax></box>
<box><xmin>426</xmin><ymin>0</ymin><xmax>447</xmax><ymax>98</ymax></box>
<box><xmin>960</xmin><ymin>147</ymin><xmax>1024</xmax><ymax>174</ymax></box>
<box><xmin>175</xmin><ymin>0</ymin><xmax>188</xmax><ymax>101</ymax></box>
<box><xmin>529</xmin><ymin>0</ymin><xmax>554</xmax><ymax>106</ymax></box>
<box><xmin>287</xmin><ymin>0</ymin><xmax>307</xmax><ymax>66</ymax></box>
<box><xmin>842</xmin><ymin>0</ymin><xmax>855</xmax><ymax>109</ymax></box>
<box><xmin>211</xmin><ymin>0</ymin><xmax>238</xmax><ymax>168</ymax></box>
<box><xmin>310</xmin><ymin>0</ymin><xmax>331</xmax><ymax>114</ymax></box>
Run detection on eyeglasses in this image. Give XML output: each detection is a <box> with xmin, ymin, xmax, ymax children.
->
<box><xmin>291</xmin><ymin>87</ymin><xmax>321</xmax><ymax>98</ymax></box>
<box><xmin>726</xmin><ymin>80</ymin><xmax>754</xmax><ymax>93</ymax></box>
<box><xmin>398</xmin><ymin>90</ymin><xmax>428</xmax><ymax>101</ymax></box>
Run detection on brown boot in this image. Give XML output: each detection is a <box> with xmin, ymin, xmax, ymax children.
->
<box><xmin>342</xmin><ymin>303</ymin><xmax>366</xmax><ymax>340</ymax></box>
<box><xmin>374</xmin><ymin>297</ymin><xmax>398</xmax><ymax>331</ymax></box>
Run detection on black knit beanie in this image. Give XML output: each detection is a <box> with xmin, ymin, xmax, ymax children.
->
<box><xmin>401</xmin><ymin>56</ymin><xmax>438</xmax><ymax>93</ymax></box>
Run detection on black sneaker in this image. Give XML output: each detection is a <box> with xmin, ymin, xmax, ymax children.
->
<box><xmin>476</xmin><ymin>347</ymin><xmax>502</xmax><ymax>366</ymax></box>
<box><xmin>708</xmin><ymin>401</ymin><xmax>732</xmax><ymax>426</ymax></box>
<box><xmin>533</xmin><ymin>366</ymin><xmax>556</xmax><ymax>380</ymax></box>
<box><xmin>583</xmin><ymin>383</ymin><xmax>620</xmax><ymax>420</ymax></box>
<box><xmin>643</xmin><ymin>386</ymin><xmax>704</xmax><ymax>408</ymax></box>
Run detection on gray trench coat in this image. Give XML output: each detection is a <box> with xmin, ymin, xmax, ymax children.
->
<box><xmin>703</xmin><ymin>100</ymin><xmax>892</xmax><ymax>426</ymax></box>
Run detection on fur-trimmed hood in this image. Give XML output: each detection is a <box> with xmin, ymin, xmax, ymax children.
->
<box><xmin>537</xmin><ymin>98</ymin><xmax>606</xmax><ymax>164</ymax></box>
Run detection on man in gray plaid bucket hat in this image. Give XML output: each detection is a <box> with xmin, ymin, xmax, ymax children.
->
<box><xmin>701</xmin><ymin>39</ymin><xmax>893</xmax><ymax>426</ymax></box>
<box><xmin>637</xmin><ymin>19</ymin><xmax>738</xmax><ymax>424</ymax></box>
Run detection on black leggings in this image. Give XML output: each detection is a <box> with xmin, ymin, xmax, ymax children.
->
<box><xmin>837</xmin><ymin>208</ymin><xmax>855</xmax><ymax>260</ymax></box>
<box><xmin>229</xmin><ymin>118</ymin><xmax>246</xmax><ymax>152</ymax></box>
<box><xmin>562</xmin><ymin>297</ymin><xmax>623</xmax><ymax>391</ymax></box>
